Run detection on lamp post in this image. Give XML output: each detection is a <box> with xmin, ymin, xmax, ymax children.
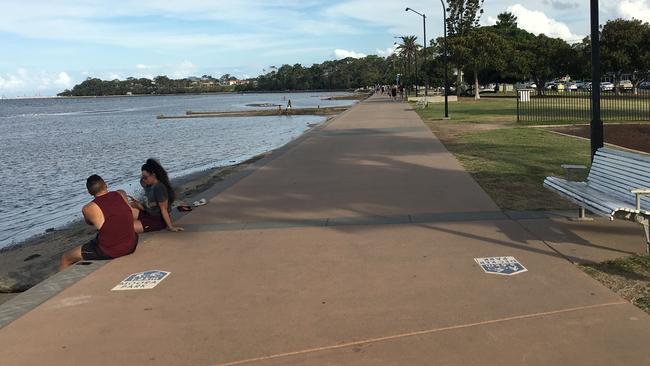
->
<box><xmin>438</xmin><ymin>0</ymin><xmax>449</xmax><ymax>119</ymax></box>
<box><xmin>405</xmin><ymin>7</ymin><xmax>427</xmax><ymax>106</ymax></box>
<box><xmin>590</xmin><ymin>0</ymin><xmax>603</xmax><ymax>159</ymax></box>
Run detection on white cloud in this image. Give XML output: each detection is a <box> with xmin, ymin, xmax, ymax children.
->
<box><xmin>618</xmin><ymin>0</ymin><xmax>650</xmax><ymax>22</ymax></box>
<box><xmin>508</xmin><ymin>4</ymin><xmax>581</xmax><ymax>42</ymax></box>
<box><xmin>0</xmin><ymin>69</ymin><xmax>75</xmax><ymax>95</ymax></box>
<box><xmin>0</xmin><ymin>1</ymin><xmax>348</xmax><ymax>51</ymax></box>
<box><xmin>54</xmin><ymin>72</ymin><xmax>72</xmax><ymax>87</ymax></box>
<box><xmin>171</xmin><ymin>61</ymin><xmax>197</xmax><ymax>78</ymax></box>
<box><xmin>376</xmin><ymin>44</ymin><xmax>397</xmax><ymax>57</ymax></box>
<box><xmin>334</xmin><ymin>49</ymin><xmax>367</xmax><ymax>59</ymax></box>
<box><xmin>136</xmin><ymin>64</ymin><xmax>157</xmax><ymax>69</ymax></box>
<box><xmin>0</xmin><ymin>75</ymin><xmax>26</xmax><ymax>91</ymax></box>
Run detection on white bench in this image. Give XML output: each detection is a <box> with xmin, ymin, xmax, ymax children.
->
<box><xmin>544</xmin><ymin>147</ymin><xmax>650</xmax><ymax>253</ymax></box>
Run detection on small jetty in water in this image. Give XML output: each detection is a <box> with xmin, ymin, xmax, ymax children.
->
<box><xmin>156</xmin><ymin>106</ymin><xmax>349</xmax><ymax>119</ymax></box>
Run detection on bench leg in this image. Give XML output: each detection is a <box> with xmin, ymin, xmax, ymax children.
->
<box><xmin>643</xmin><ymin>219</ymin><xmax>649</xmax><ymax>255</ymax></box>
<box><xmin>570</xmin><ymin>207</ymin><xmax>594</xmax><ymax>221</ymax></box>
<box><xmin>634</xmin><ymin>215</ymin><xmax>650</xmax><ymax>254</ymax></box>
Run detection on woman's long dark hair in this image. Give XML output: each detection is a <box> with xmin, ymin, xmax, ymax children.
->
<box><xmin>141</xmin><ymin>158</ymin><xmax>175</xmax><ymax>204</ymax></box>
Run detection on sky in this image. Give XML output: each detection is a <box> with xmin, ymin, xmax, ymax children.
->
<box><xmin>1</xmin><ymin>0</ymin><xmax>649</xmax><ymax>97</ymax></box>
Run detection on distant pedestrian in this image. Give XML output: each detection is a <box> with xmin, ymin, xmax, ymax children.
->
<box><xmin>391</xmin><ymin>86</ymin><xmax>397</xmax><ymax>100</ymax></box>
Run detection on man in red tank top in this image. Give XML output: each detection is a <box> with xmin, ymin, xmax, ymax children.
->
<box><xmin>60</xmin><ymin>175</ymin><xmax>139</xmax><ymax>270</ymax></box>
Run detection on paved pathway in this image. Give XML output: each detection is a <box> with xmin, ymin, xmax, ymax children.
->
<box><xmin>1</xmin><ymin>94</ymin><xmax>649</xmax><ymax>365</ymax></box>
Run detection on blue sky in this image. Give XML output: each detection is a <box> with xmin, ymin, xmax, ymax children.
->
<box><xmin>1</xmin><ymin>0</ymin><xmax>649</xmax><ymax>96</ymax></box>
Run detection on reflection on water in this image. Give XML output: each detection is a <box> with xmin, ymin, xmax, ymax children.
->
<box><xmin>0</xmin><ymin>92</ymin><xmax>355</xmax><ymax>248</ymax></box>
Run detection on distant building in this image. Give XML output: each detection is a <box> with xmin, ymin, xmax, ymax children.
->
<box><xmin>227</xmin><ymin>79</ymin><xmax>250</xmax><ymax>86</ymax></box>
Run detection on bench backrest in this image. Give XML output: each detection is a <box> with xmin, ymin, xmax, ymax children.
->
<box><xmin>588</xmin><ymin>148</ymin><xmax>650</xmax><ymax>208</ymax></box>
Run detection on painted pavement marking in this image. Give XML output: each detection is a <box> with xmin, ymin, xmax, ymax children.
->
<box><xmin>213</xmin><ymin>301</ymin><xmax>627</xmax><ymax>366</ymax></box>
<box><xmin>111</xmin><ymin>270</ymin><xmax>170</xmax><ymax>291</ymax></box>
<box><xmin>474</xmin><ymin>256</ymin><xmax>528</xmax><ymax>276</ymax></box>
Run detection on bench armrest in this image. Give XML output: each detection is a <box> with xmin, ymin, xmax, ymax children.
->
<box><xmin>631</xmin><ymin>189</ymin><xmax>650</xmax><ymax>210</ymax></box>
<box><xmin>561</xmin><ymin>164</ymin><xmax>588</xmax><ymax>181</ymax></box>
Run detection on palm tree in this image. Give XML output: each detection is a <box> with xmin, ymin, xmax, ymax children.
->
<box><xmin>396</xmin><ymin>35</ymin><xmax>421</xmax><ymax>95</ymax></box>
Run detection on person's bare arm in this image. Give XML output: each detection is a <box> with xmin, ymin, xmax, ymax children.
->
<box><xmin>158</xmin><ymin>200</ymin><xmax>183</xmax><ymax>232</ymax></box>
<box><xmin>82</xmin><ymin>203</ymin><xmax>103</xmax><ymax>230</ymax></box>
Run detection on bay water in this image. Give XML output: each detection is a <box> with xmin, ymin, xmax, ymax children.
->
<box><xmin>0</xmin><ymin>92</ymin><xmax>356</xmax><ymax>248</ymax></box>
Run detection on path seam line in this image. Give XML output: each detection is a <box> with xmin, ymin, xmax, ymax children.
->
<box><xmin>214</xmin><ymin>301</ymin><xmax>627</xmax><ymax>366</ymax></box>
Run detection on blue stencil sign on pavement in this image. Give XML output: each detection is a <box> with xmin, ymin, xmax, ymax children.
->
<box><xmin>112</xmin><ymin>270</ymin><xmax>171</xmax><ymax>291</ymax></box>
<box><xmin>474</xmin><ymin>257</ymin><xmax>527</xmax><ymax>276</ymax></box>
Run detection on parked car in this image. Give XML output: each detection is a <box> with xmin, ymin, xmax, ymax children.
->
<box><xmin>618</xmin><ymin>80</ymin><xmax>633</xmax><ymax>90</ymax></box>
<box><xmin>600</xmin><ymin>82</ymin><xmax>614</xmax><ymax>92</ymax></box>
<box><xmin>566</xmin><ymin>83</ymin><xmax>578</xmax><ymax>91</ymax></box>
<box><xmin>640</xmin><ymin>81</ymin><xmax>650</xmax><ymax>90</ymax></box>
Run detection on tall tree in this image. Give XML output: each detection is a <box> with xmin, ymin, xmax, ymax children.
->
<box><xmin>445</xmin><ymin>0</ymin><xmax>485</xmax><ymax>96</ymax></box>
<box><xmin>495</xmin><ymin>12</ymin><xmax>517</xmax><ymax>29</ymax></box>
<box><xmin>600</xmin><ymin>18</ymin><xmax>650</xmax><ymax>93</ymax></box>
<box><xmin>527</xmin><ymin>34</ymin><xmax>575</xmax><ymax>95</ymax></box>
<box><xmin>396</xmin><ymin>36</ymin><xmax>421</xmax><ymax>91</ymax></box>
<box><xmin>464</xmin><ymin>27</ymin><xmax>508</xmax><ymax>99</ymax></box>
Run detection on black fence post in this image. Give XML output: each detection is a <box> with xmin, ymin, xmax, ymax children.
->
<box><xmin>516</xmin><ymin>90</ymin><xmax>520</xmax><ymax>122</ymax></box>
<box><xmin>590</xmin><ymin>0</ymin><xmax>604</xmax><ymax>159</ymax></box>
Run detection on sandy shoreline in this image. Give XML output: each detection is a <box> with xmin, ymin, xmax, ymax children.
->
<box><xmin>0</xmin><ymin>148</ymin><xmax>272</xmax><ymax>298</ymax></box>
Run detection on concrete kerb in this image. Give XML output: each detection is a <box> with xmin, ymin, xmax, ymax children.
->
<box><xmin>0</xmin><ymin>261</ymin><xmax>105</xmax><ymax>329</ymax></box>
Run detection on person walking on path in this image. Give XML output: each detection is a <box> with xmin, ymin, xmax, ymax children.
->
<box><xmin>60</xmin><ymin>175</ymin><xmax>138</xmax><ymax>270</ymax></box>
<box><xmin>131</xmin><ymin>159</ymin><xmax>184</xmax><ymax>233</ymax></box>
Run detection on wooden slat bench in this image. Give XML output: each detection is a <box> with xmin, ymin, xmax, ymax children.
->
<box><xmin>544</xmin><ymin>147</ymin><xmax>650</xmax><ymax>253</ymax></box>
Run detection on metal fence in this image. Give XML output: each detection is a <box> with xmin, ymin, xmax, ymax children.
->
<box><xmin>516</xmin><ymin>89</ymin><xmax>650</xmax><ymax>123</ymax></box>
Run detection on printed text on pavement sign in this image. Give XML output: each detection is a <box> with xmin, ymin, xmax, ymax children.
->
<box><xmin>474</xmin><ymin>257</ymin><xmax>527</xmax><ymax>276</ymax></box>
<box><xmin>112</xmin><ymin>270</ymin><xmax>170</xmax><ymax>291</ymax></box>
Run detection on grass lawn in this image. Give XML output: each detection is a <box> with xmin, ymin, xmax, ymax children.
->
<box><xmin>418</xmin><ymin>97</ymin><xmax>517</xmax><ymax>123</ymax></box>
<box><xmin>415</xmin><ymin>97</ymin><xmax>590</xmax><ymax>210</ymax></box>
<box><xmin>581</xmin><ymin>255</ymin><xmax>650</xmax><ymax>314</ymax></box>
<box><xmin>444</xmin><ymin>127</ymin><xmax>591</xmax><ymax>210</ymax></box>
<box><xmin>413</xmin><ymin>97</ymin><xmax>650</xmax><ymax>315</ymax></box>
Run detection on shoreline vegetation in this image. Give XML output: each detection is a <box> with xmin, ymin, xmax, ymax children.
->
<box><xmin>0</xmin><ymin>105</ymin><xmax>349</xmax><ymax>301</ymax></box>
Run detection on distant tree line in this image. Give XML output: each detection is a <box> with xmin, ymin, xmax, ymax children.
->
<box><xmin>58</xmin><ymin>74</ymin><xmax>239</xmax><ymax>96</ymax></box>
<box><xmin>59</xmin><ymin>2</ymin><xmax>650</xmax><ymax>98</ymax></box>
<box><xmin>418</xmin><ymin>0</ymin><xmax>650</xmax><ymax>98</ymax></box>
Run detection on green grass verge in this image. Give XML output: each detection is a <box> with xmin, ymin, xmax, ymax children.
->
<box><xmin>444</xmin><ymin>127</ymin><xmax>591</xmax><ymax>210</ymax></box>
<box><xmin>417</xmin><ymin>98</ymin><xmax>517</xmax><ymax>123</ymax></box>
<box><xmin>415</xmin><ymin>98</ymin><xmax>649</xmax><ymax>314</ymax></box>
<box><xmin>581</xmin><ymin>255</ymin><xmax>650</xmax><ymax>314</ymax></box>
<box><xmin>414</xmin><ymin>95</ymin><xmax>649</xmax><ymax>126</ymax></box>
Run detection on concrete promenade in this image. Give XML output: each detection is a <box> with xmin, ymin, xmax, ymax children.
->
<box><xmin>1</xmin><ymin>94</ymin><xmax>649</xmax><ymax>365</ymax></box>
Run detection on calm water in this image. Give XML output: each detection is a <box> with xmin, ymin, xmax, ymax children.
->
<box><xmin>0</xmin><ymin>92</ymin><xmax>356</xmax><ymax>248</ymax></box>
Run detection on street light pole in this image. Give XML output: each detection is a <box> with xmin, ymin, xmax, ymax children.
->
<box><xmin>406</xmin><ymin>7</ymin><xmax>428</xmax><ymax>106</ymax></box>
<box><xmin>439</xmin><ymin>0</ymin><xmax>449</xmax><ymax>119</ymax></box>
<box><xmin>590</xmin><ymin>0</ymin><xmax>603</xmax><ymax>159</ymax></box>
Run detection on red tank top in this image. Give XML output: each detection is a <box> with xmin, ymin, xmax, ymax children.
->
<box><xmin>93</xmin><ymin>191</ymin><xmax>137</xmax><ymax>258</ymax></box>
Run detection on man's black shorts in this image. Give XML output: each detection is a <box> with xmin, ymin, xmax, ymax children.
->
<box><xmin>81</xmin><ymin>235</ymin><xmax>112</xmax><ymax>260</ymax></box>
